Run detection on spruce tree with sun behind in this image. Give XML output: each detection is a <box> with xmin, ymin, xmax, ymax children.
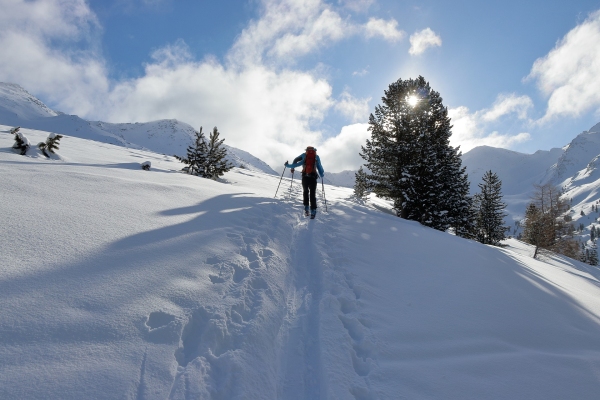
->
<box><xmin>360</xmin><ymin>76</ymin><xmax>473</xmax><ymax>235</ymax></box>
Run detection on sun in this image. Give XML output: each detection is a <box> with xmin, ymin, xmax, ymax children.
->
<box><xmin>407</xmin><ymin>95</ymin><xmax>419</xmax><ymax>107</ymax></box>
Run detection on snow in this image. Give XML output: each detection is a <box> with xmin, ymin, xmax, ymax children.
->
<box><xmin>2</xmin><ymin>125</ymin><xmax>600</xmax><ymax>399</ymax></box>
<box><xmin>0</xmin><ymin>83</ymin><xmax>277</xmax><ymax>176</ymax></box>
<box><xmin>0</xmin><ymin>83</ymin><xmax>58</xmax><ymax>120</ymax></box>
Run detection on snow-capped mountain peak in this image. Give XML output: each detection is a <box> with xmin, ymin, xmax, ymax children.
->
<box><xmin>0</xmin><ymin>82</ymin><xmax>58</xmax><ymax>120</ymax></box>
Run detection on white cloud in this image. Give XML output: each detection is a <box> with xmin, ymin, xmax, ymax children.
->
<box><xmin>269</xmin><ymin>8</ymin><xmax>349</xmax><ymax>59</ymax></box>
<box><xmin>352</xmin><ymin>67</ymin><xmax>369</xmax><ymax>76</ymax></box>
<box><xmin>409</xmin><ymin>28</ymin><xmax>442</xmax><ymax>55</ymax></box>
<box><xmin>481</xmin><ymin>94</ymin><xmax>533</xmax><ymax>122</ymax></box>
<box><xmin>527</xmin><ymin>10</ymin><xmax>600</xmax><ymax>123</ymax></box>
<box><xmin>106</xmin><ymin>55</ymin><xmax>333</xmax><ymax>168</ymax></box>
<box><xmin>319</xmin><ymin>123</ymin><xmax>370</xmax><ymax>171</ymax></box>
<box><xmin>0</xmin><ymin>0</ymin><xmax>108</xmax><ymax>115</ymax></box>
<box><xmin>338</xmin><ymin>0</ymin><xmax>374</xmax><ymax>13</ymax></box>
<box><xmin>364</xmin><ymin>18</ymin><xmax>405</xmax><ymax>42</ymax></box>
<box><xmin>334</xmin><ymin>91</ymin><xmax>371</xmax><ymax>122</ymax></box>
<box><xmin>448</xmin><ymin>95</ymin><xmax>533</xmax><ymax>152</ymax></box>
<box><xmin>230</xmin><ymin>1</ymin><xmax>404</xmax><ymax>65</ymax></box>
<box><xmin>229</xmin><ymin>0</ymin><xmax>353</xmax><ymax>66</ymax></box>
<box><xmin>0</xmin><ymin>0</ymin><xmax>409</xmax><ymax>171</ymax></box>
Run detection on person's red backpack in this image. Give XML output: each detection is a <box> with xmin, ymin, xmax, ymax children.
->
<box><xmin>303</xmin><ymin>147</ymin><xmax>317</xmax><ymax>176</ymax></box>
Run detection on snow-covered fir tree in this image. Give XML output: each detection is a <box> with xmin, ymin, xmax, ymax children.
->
<box><xmin>204</xmin><ymin>127</ymin><xmax>233</xmax><ymax>180</ymax></box>
<box><xmin>37</xmin><ymin>133</ymin><xmax>63</xmax><ymax>158</ymax></box>
<box><xmin>353</xmin><ymin>166</ymin><xmax>369</xmax><ymax>201</ymax></box>
<box><xmin>11</xmin><ymin>127</ymin><xmax>30</xmax><ymax>155</ymax></box>
<box><xmin>175</xmin><ymin>127</ymin><xmax>209</xmax><ymax>176</ymax></box>
<box><xmin>442</xmin><ymin>145</ymin><xmax>476</xmax><ymax>238</ymax></box>
<box><xmin>474</xmin><ymin>170</ymin><xmax>507</xmax><ymax>245</ymax></box>
<box><xmin>360</xmin><ymin>76</ymin><xmax>472</xmax><ymax>234</ymax></box>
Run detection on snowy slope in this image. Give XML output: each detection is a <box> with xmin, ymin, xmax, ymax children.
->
<box><xmin>90</xmin><ymin>120</ymin><xmax>277</xmax><ymax>175</ymax></box>
<box><xmin>2</xmin><ymin>126</ymin><xmax>600</xmax><ymax>399</ymax></box>
<box><xmin>0</xmin><ymin>82</ymin><xmax>58</xmax><ymax>121</ymax></box>
<box><xmin>0</xmin><ymin>82</ymin><xmax>277</xmax><ymax>175</ymax></box>
<box><xmin>543</xmin><ymin>122</ymin><xmax>600</xmax><ymax>186</ymax></box>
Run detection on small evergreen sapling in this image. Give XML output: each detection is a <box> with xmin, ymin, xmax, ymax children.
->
<box><xmin>473</xmin><ymin>170</ymin><xmax>507</xmax><ymax>245</ymax></box>
<box><xmin>11</xmin><ymin>127</ymin><xmax>30</xmax><ymax>155</ymax></box>
<box><xmin>175</xmin><ymin>127</ymin><xmax>209</xmax><ymax>176</ymax></box>
<box><xmin>38</xmin><ymin>133</ymin><xmax>63</xmax><ymax>157</ymax></box>
<box><xmin>174</xmin><ymin>126</ymin><xmax>232</xmax><ymax>179</ymax></box>
<box><xmin>353</xmin><ymin>166</ymin><xmax>369</xmax><ymax>201</ymax></box>
<box><xmin>204</xmin><ymin>127</ymin><xmax>233</xmax><ymax>180</ymax></box>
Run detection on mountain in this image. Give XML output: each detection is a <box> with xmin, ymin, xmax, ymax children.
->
<box><xmin>0</xmin><ymin>82</ymin><xmax>59</xmax><ymax>120</ymax></box>
<box><xmin>0</xmin><ymin>82</ymin><xmax>277</xmax><ymax>175</ymax></box>
<box><xmin>461</xmin><ymin>145</ymin><xmax>564</xmax><ymax>224</ymax></box>
<box><xmin>542</xmin><ymin>122</ymin><xmax>600</xmax><ymax>186</ymax></box>
<box><xmin>2</xmin><ymin>126</ymin><xmax>600</xmax><ymax>399</ymax></box>
<box><xmin>462</xmin><ymin>146</ymin><xmax>564</xmax><ymax>197</ymax></box>
<box><xmin>323</xmin><ymin>169</ymin><xmax>356</xmax><ymax>188</ymax></box>
<box><xmin>462</xmin><ymin>123</ymin><xmax>600</xmax><ymax>222</ymax></box>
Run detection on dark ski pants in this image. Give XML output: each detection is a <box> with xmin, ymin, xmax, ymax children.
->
<box><xmin>302</xmin><ymin>175</ymin><xmax>318</xmax><ymax>210</ymax></box>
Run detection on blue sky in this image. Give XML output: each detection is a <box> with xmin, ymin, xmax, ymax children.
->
<box><xmin>1</xmin><ymin>0</ymin><xmax>600</xmax><ymax>171</ymax></box>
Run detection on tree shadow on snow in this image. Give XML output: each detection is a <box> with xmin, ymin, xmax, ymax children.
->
<box><xmin>0</xmin><ymin>193</ymin><xmax>286</xmax><ymax>347</ymax></box>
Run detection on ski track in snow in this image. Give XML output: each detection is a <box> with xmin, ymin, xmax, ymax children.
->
<box><xmin>154</xmin><ymin>179</ymin><xmax>381</xmax><ymax>399</ymax></box>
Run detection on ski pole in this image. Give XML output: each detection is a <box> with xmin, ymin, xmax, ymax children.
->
<box><xmin>274</xmin><ymin>164</ymin><xmax>287</xmax><ymax>198</ymax></box>
<box><xmin>321</xmin><ymin>177</ymin><xmax>327</xmax><ymax>212</ymax></box>
<box><xmin>288</xmin><ymin>169</ymin><xmax>295</xmax><ymax>199</ymax></box>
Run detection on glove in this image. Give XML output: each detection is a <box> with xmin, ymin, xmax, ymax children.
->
<box><xmin>320</xmin><ymin>173</ymin><xmax>325</xmax><ymax>178</ymax></box>
<box><xmin>290</xmin><ymin>168</ymin><xmax>295</xmax><ymax>174</ymax></box>
<box><xmin>284</xmin><ymin>161</ymin><xmax>289</xmax><ymax>167</ymax></box>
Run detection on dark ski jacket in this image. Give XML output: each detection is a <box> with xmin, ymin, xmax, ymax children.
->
<box><xmin>286</xmin><ymin>153</ymin><xmax>324</xmax><ymax>178</ymax></box>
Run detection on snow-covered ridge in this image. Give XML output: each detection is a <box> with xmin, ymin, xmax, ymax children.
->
<box><xmin>543</xmin><ymin>123</ymin><xmax>600</xmax><ymax>187</ymax></box>
<box><xmin>0</xmin><ymin>82</ymin><xmax>58</xmax><ymax>120</ymax></box>
<box><xmin>0</xmin><ymin>82</ymin><xmax>277</xmax><ymax>175</ymax></box>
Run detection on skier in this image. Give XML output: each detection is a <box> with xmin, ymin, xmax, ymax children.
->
<box><xmin>285</xmin><ymin>146</ymin><xmax>325</xmax><ymax>219</ymax></box>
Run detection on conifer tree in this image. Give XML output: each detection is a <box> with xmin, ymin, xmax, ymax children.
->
<box><xmin>38</xmin><ymin>133</ymin><xmax>63</xmax><ymax>157</ymax></box>
<box><xmin>175</xmin><ymin>127</ymin><xmax>209</xmax><ymax>176</ymax></box>
<box><xmin>11</xmin><ymin>127</ymin><xmax>30</xmax><ymax>155</ymax></box>
<box><xmin>444</xmin><ymin>146</ymin><xmax>476</xmax><ymax>238</ymax></box>
<box><xmin>360</xmin><ymin>76</ymin><xmax>472</xmax><ymax>233</ymax></box>
<box><xmin>353</xmin><ymin>166</ymin><xmax>369</xmax><ymax>201</ymax></box>
<box><xmin>589</xmin><ymin>242</ymin><xmax>598</xmax><ymax>266</ymax></box>
<box><xmin>474</xmin><ymin>170</ymin><xmax>507</xmax><ymax>245</ymax></box>
<box><xmin>204</xmin><ymin>127</ymin><xmax>233</xmax><ymax>180</ymax></box>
